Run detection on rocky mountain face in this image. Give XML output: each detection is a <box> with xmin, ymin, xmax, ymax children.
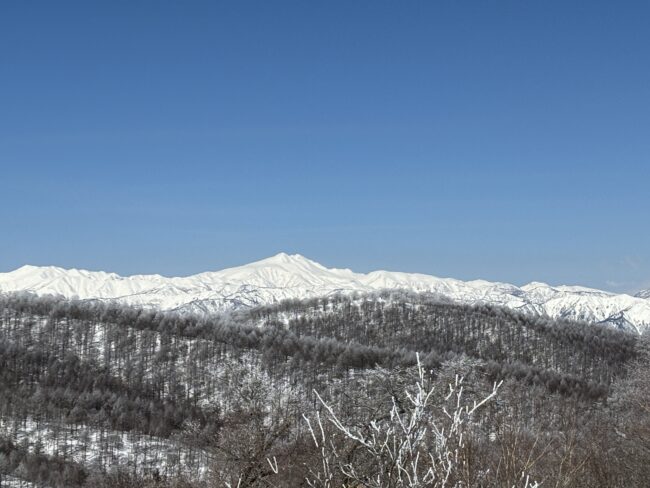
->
<box><xmin>635</xmin><ymin>289</ymin><xmax>650</xmax><ymax>300</ymax></box>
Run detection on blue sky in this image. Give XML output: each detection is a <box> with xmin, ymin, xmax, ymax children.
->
<box><xmin>1</xmin><ymin>1</ymin><xmax>649</xmax><ymax>292</ymax></box>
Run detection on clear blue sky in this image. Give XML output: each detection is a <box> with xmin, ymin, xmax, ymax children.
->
<box><xmin>1</xmin><ymin>1</ymin><xmax>649</xmax><ymax>292</ymax></box>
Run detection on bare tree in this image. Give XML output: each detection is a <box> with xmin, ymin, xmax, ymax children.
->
<box><xmin>304</xmin><ymin>355</ymin><xmax>538</xmax><ymax>488</ymax></box>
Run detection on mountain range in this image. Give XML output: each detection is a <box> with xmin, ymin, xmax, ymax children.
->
<box><xmin>1</xmin><ymin>253</ymin><xmax>648</xmax><ymax>334</ymax></box>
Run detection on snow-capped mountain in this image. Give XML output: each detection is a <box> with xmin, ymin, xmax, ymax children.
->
<box><xmin>1</xmin><ymin>253</ymin><xmax>649</xmax><ymax>334</ymax></box>
<box><xmin>636</xmin><ymin>289</ymin><xmax>650</xmax><ymax>300</ymax></box>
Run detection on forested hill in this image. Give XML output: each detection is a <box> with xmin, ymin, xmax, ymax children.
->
<box><xmin>0</xmin><ymin>291</ymin><xmax>645</xmax><ymax>487</ymax></box>
<box><xmin>2</xmin><ymin>291</ymin><xmax>637</xmax><ymax>394</ymax></box>
<box><xmin>244</xmin><ymin>292</ymin><xmax>637</xmax><ymax>391</ymax></box>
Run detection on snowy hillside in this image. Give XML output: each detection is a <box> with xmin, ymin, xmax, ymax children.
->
<box><xmin>1</xmin><ymin>253</ymin><xmax>649</xmax><ymax>333</ymax></box>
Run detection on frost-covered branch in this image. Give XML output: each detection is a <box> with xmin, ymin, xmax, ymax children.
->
<box><xmin>304</xmin><ymin>354</ymin><xmax>537</xmax><ymax>488</ymax></box>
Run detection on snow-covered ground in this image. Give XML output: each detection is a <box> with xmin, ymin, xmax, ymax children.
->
<box><xmin>1</xmin><ymin>253</ymin><xmax>649</xmax><ymax>333</ymax></box>
<box><xmin>0</xmin><ymin>417</ymin><xmax>209</xmax><ymax>479</ymax></box>
<box><xmin>0</xmin><ymin>475</ymin><xmax>39</xmax><ymax>488</ymax></box>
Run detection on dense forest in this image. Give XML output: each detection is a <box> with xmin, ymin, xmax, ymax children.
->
<box><xmin>0</xmin><ymin>291</ymin><xmax>648</xmax><ymax>487</ymax></box>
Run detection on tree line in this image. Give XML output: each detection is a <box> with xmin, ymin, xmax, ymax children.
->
<box><xmin>0</xmin><ymin>291</ymin><xmax>647</xmax><ymax>487</ymax></box>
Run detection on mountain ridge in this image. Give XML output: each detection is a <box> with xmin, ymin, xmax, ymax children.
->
<box><xmin>635</xmin><ymin>288</ymin><xmax>650</xmax><ymax>299</ymax></box>
<box><xmin>1</xmin><ymin>253</ymin><xmax>649</xmax><ymax>334</ymax></box>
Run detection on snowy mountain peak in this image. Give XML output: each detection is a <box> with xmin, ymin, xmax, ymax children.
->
<box><xmin>248</xmin><ymin>252</ymin><xmax>329</xmax><ymax>271</ymax></box>
<box><xmin>262</xmin><ymin>252</ymin><xmax>312</xmax><ymax>264</ymax></box>
<box><xmin>636</xmin><ymin>289</ymin><xmax>650</xmax><ymax>299</ymax></box>
<box><xmin>521</xmin><ymin>281</ymin><xmax>615</xmax><ymax>296</ymax></box>
<box><xmin>1</xmin><ymin>255</ymin><xmax>649</xmax><ymax>334</ymax></box>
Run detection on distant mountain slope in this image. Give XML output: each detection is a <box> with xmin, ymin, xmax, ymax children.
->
<box><xmin>1</xmin><ymin>253</ymin><xmax>649</xmax><ymax>333</ymax></box>
<box><xmin>636</xmin><ymin>289</ymin><xmax>650</xmax><ymax>299</ymax></box>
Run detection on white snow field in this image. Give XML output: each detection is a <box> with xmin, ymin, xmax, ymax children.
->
<box><xmin>1</xmin><ymin>253</ymin><xmax>649</xmax><ymax>333</ymax></box>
